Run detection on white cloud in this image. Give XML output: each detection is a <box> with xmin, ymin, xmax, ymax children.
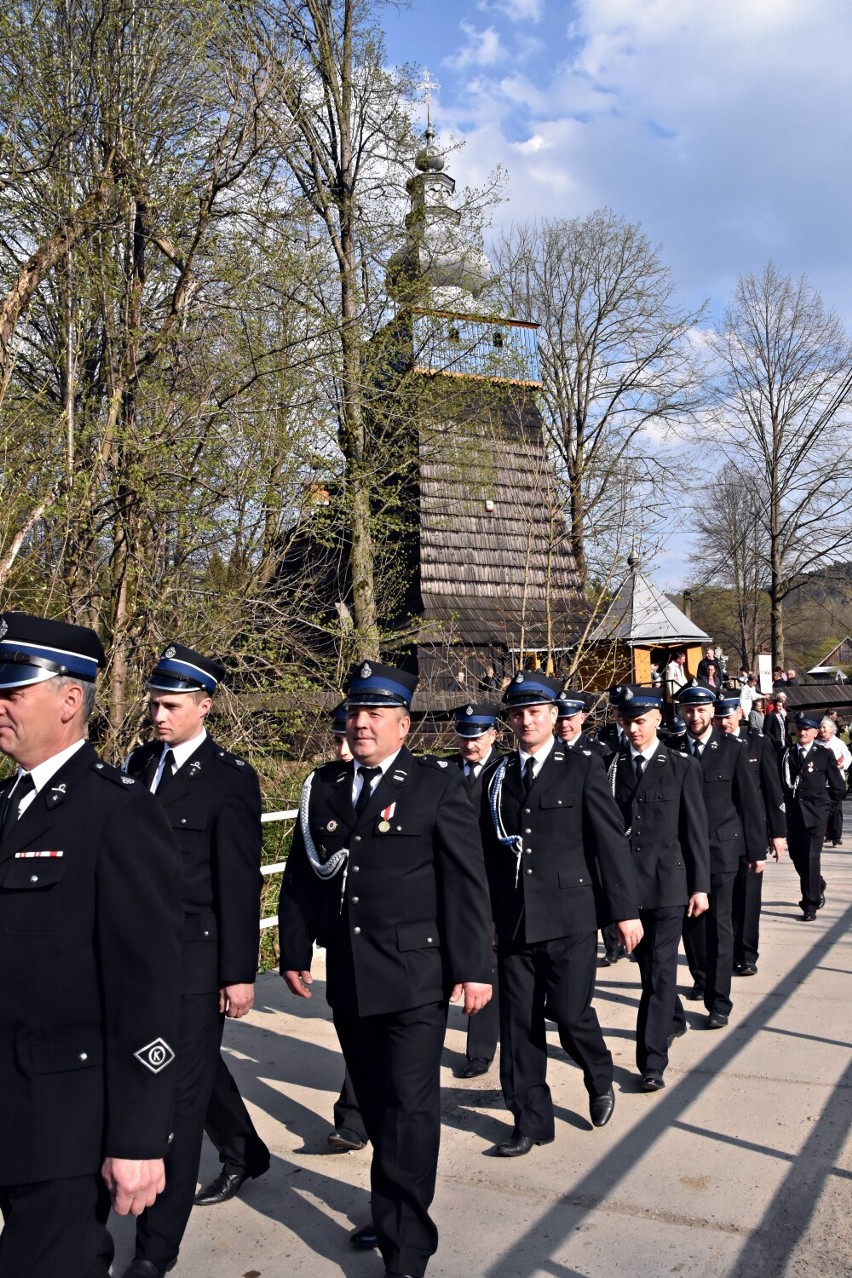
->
<box><xmin>483</xmin><ymin>0</ymin><xmax>544</xmax><ymax>22</ymax></box>
<box><xmin>444</xmin><ymin>23</ymin><xmax>506</xmax><ymax>69</ymax></box>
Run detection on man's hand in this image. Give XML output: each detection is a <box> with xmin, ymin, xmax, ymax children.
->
<box><xmin>748</xmin><ymin>860</ymin><xmax>766</xmax><ymax>875</ymax></box>
<box><xmin>687</xmin><ymin>892</ymin><xmax>709</xmax><ymax>917</ymax></box>
<box><xmin>101</xmin><ymin>1157</ymin><xmax>165</xmax><ymax>1216</ymax></box>
<box><xmin>450</xmin><ymin>982</ymin><xmax>492</xmax><ymax>1015</ymax></box>
<box><xmin>282</xmin><ymin>969</ymin><xmax>313</xmax><ymax>999</ymax></box>
<box><xmin>220</xmin><ymin>983</ymin><xmax>254</xmax><ymax>1018</ymax></box>
<box><xmin>769</xmin><ymin>837</ymin><xmax>785</xmax><ymax>861</ymax></box>
<box><xmin>616</xmin><ymin>918</ymin><xmax>643</xmax><ymax>952</ymax></box>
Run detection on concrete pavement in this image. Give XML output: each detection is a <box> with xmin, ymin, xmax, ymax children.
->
<box><xmin>111</xmin><ymin>816</ymin><xmax>852</xmax><ymax>1277</ymax></box>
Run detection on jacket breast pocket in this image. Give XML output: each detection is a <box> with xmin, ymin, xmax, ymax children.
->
<box><xmin>375</xmin><ymin>823</ymin><xmax>428</xmax><ymax>870</ymax></box>
<box><xmin>539</xmin><ymin>794</ymin><xmax>573</xmax><ymax>811</ymax></box>
<box><xmin>1</xmin><ymin>857</ymin><xmax>66</xmax><ymax>935</ymax></box>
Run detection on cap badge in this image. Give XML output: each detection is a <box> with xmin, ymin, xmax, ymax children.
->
<box><xmin>0</xmin><ymin>618</ymin><xmax>6</xmax><ymax>640</ymax></box>
<box><xmin>514</xmin><ymin>672</ymin><xmax>524</xmax><ymax>683</ymax></box>
<box><xmin>466</xmin><ymin>705</ymin><xmax>473</xmax><ymax>715</ymax></box>
<box><xmin>164</xmin><ymin>645</ymin><xmax>176</xmax><ymax>659</ymax></box>
<box><xmin>623</xmin><ymin>688</ymin><xmax>633</xmax><ymax>700</ymax></box>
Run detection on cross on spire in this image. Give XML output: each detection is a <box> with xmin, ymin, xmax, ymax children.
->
<box><xmin>420</xmin><ymin>69</ymin><xmax>440</xmax><ymax>129</ymax></box>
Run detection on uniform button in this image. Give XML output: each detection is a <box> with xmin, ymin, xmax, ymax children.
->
<box><xmin>354</xmin><ymin>835</ymin><xmax>362</xmax><ymax>842</ymax></box>
<box><xmin>352</xmin><ymin>865</ymin><xmax>360</xmax><ymax>872</ymax></box>
<box><xmin>180</xmin><ymin>818</ymin><xmax>186</xmax><ymax>825</ymax></box>
<box><xmin>353</xmin><ymin>926</ymin><xmax>361</xmax><ymax>935</ymax></box>
<box><xmin>79</xmin><ymin>1052</ymin><xmax>88</xmax><ymax>1061</ymax></box>
<box><xmin>526</xmin><ymin>868</ymin><xmax>533</xmax><ymax>875</ymax></box>
<box><xmin>524</xmin><ymin>807</ymin><xmax>531</xmax><ymax>814</ymax></box>
<box><xmin>203</xmin><ymin>930</ymin><xmax>209</xmax><ymax>937</ymax></box>
<box><xmin>524</xmin><ymin>828</ymin><xmax>532</xmax><ymax>834</ymax></box>
<box><xmin>30</xmin><ymin>874</ymin><xmax>39</xmax><ymax>883</ymax></box>
<box><xmin>579</xmin><ymin>877</ymin><xmax>584</xmax><ymax>883</ymax></box>
<box><xmin>557</xmin><ymin>799</ymin><xmax>563</xmax><ymax>805</ymax></box>
<box><xmin>427</xmin><ymin>936</ymin><xmax>434</xmax><ymax>943</ymax></box>
<box><xmin>351</xmin><ymin>896</ymin><xmax>359</xmax><ymax>903</ymax></box>
<box><xmin>525</xmin><ymin>849</ymin><xmax>532</xmax><ymax>855</ymax></box>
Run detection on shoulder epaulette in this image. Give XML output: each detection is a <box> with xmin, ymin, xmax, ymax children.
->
<box><xmin>93</xmin><ymin>758</ymin><xmax>137</xmax><ymax>788</ymax></box>
<box><xmin>417</xmin><ymin>754</ymin><xmax>452</xmax><ymax>770</ymax></box>
<box><xmin>215</xmin><ymin>749</ymin><xmax>251</xmax><ymax>772</ymax></box>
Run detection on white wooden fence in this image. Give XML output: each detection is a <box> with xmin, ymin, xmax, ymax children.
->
<box><xmin>260</xmin><ymin>808</ymin><xmax>297</xmax><ymax>930</ymax></box>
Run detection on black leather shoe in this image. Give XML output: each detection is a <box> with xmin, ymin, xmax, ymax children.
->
<box><xmin>495</xmin><ymin>1131</ymin><xmax>554</xmax><ymax>1157</ymax></box>
<box><xmin>350</xmin><ymin>1225</ymin><xmax>378</xmax><ymax>1249</ymax></box>
<box><xmin>194</xmin><ymin>1162</ymin><xmax>268</xmax><ymax>1205</ymax></box>
<box><xmin>667</xmin><ymin>1023</ymin><xmax>688</xmax><ymax>1048</ymax></box>
<box><xmin>706</xmin><ymin>1012</ymin><xmax>729</xmax><ymax>1029</ymax></box>
<box><xmin>458</xmin><ymin>1056</ymin><xmax>491</xmax><ymax>1078</ymax></box>
<box><xmin>685</xmin><ymin>983</ymin><xmax>705</xmax><ymax>1001</ymax></box>
<box><xmin>640</xmin><ymin>1071</ymin><xmax>665</xmax><ymax>1092</ymax></box>
<box><xmin>589</xmin><ymin>1087</ymin><xmax>615</xmax><ymax>1127</ymax></box>
<box><xmin>119</xmin><ymin>1261</ymin><xmax>176</xmax><ymax>1278</ymax></box>
<box><xmin>327</xmin><ymin>1126</ymin><xmax>366</xmax><ymax>1152</ymax></box>
<box><xmin>735</xmin><ymin>962</ymin><xmax>757</xmax><ymax>976</ymax></box>
<box><xmin>802</xmin><ymin>909</ymin><xmax>817</xmax><ymax>921</ymax></box>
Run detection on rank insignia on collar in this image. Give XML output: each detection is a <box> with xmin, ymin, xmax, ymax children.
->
<box><xmin>360</xmin><ymin>662</ymin><xmax>372</xmax><ymax>677</ymax></box>
<box><xmin>188</xmin><ymin>760</ymin><xmax>202</xmax><ymax>775</ymax></box>
<box><xmin>51</xmin><ymin>783</ymin><xmax>67</xmax><ymax>795</ymax></box>
<box><xmin>164</xmin><ymin>646</ymin><xmax>176</xmax><ymax>658</ymax></box>
<box><xmin>437</xmin><ymin>760</ymin><xmax>448</xmax><ymax>767</ymax></box>
<box><xmin>710</xmin><ymin>741</ymin><xmax>718</xmax><ymax>749</ymax></box>
<box><xmin>336</xmin><ymin>773</ymin><xmax>347</xmax><ymax>783</ymax></box>
<box><xmin>553</xmin><ymin>753</ymin><xmax>564</xmax><ymax>761</ymax></box>
<box><xmin>121</xmin><ymin>775</ymin><xmax>134</xmax><ymax>785</ymax></box>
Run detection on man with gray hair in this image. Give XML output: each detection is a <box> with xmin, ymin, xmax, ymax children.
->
<box><xmin>0</xmin><ymin>613</ymin><xmax>182</xmax><ymax>1278</ymax></box>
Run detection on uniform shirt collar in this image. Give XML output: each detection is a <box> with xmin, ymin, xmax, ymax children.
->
<box><xmin>25</xmin><ymin>738</ymin><xmax>88</xmax><ymax>795</ymax></box>
<box><xmin>165</xmin><ymin>728</ymin><xmax>207</xmax><ymax>771</ymax></box>
<box><xmin>519</xmin><ymin>736</ymin><xmax>556</xmax><ymax>771</ymax></box>
<box><xmin>629</xmin><ymin>742</ymin><xmax>659</xmax><ymax>763</ymax></box>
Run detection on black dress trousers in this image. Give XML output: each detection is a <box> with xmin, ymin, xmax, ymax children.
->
<box><xmin>334</xmin><ymin>1001</ymin><xmax>448</xmax><ymax>1278</ymax></box>
<box><xmin>332</xmin><ymin>1069</ymin><xmax>369</xmax><ymax>1144</ymax></box>
<box><xmin>634</xmin><ymin>905</ymin><xmax>686</xmax><ymax>1074</ymax></box>
<box><xmin>732</xmin><ymin>857</ymin><xmax>763</xmax><ymax>966</ymax></box>
<box><xmin>204</xmin><ymin>1054</ymin><xmax>270</xmax><ymax>1175</ymax></box>
<box><xmin>0</xmin><ymin>1174</ymin><xmax>112</xmax><ymax>1278</ymax></box>
<box><xmin>683</xmin><ymin>869</ymin><xmax>737</xmax><ymax>1017</ymax></box>
<box><xmin>498</xmin><ymin>928</ymin><xmax>610</xmax><ymax>1141</ymax></box>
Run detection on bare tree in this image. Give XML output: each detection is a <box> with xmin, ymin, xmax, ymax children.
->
<box><xmin>710</xmin><ymin>263</ymin><xmax>852</xmax><ymax>666</ymax></box>
<box><xmin>688</xmin><ymin>474</ymin><xmax>770</xmax><ymax>668</ymax></box>
<box><xmin>493</xmin><ymin>210</ymin><xmax>705</xmax><ymax>590</ymax></box>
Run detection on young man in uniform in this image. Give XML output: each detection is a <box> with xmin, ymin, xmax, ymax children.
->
<box><xmin>781</xmin><ymin>712</ymin><xmax>846</xmax><ymax>919</ymax></box>
<box><xmin>608</xmin><ymin>686</ymin><xmax>709</xmax><ymax>1090</ymax></box>
<box><xmin>481</xmin><ymin>671</ymin><xmax>642</xmax><ymax>1156</ymax></box>
<box><xmin>121</xmin><ymin>643</ymin><xmax>263</xmax><ymax>1277</ymax></box>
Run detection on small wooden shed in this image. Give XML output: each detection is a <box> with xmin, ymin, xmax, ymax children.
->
<box><xmin>583</xmin><ymin>553</ymin><xmax>711</xmax><ymax>692</ymax></box>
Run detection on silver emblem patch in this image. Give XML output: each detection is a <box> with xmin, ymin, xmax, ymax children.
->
<box><xmin>514</xmin><ymin>672</ymin><xmax>524</xmax><ymax>683</ymax></box>
<box><xmin>164</xmin><ymin>645</ymin><xmax>177</xmax><ymax>659</ymax></box>
<box><xmin>134</xmin><ymin>1038</ymin><xmax>175</xmax><ymax>1074</ymax></box>
<box><xmin>0</xmin><ymin>618</ymin><xmax>7</xmax><ymax>639</ymax></box>
<box><xmin>121</xmin><ymin>776</ymin><xmax>134</xmax><ymax>785</ymax></box>
<box><xmin>361</xmin><ymin>662</ymin><xmax>372</xmax><ymax>677</ymax></box>
<box><xmin>466</xmin><ymin>705</ymin><xmax>473</xmax><ymax>715</ymax></box>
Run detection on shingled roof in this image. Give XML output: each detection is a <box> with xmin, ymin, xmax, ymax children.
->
<box><xmin>589</xmin><ymin>554</ymin><xmax>710</xmax><ymax>645</ymax></box>
<box><xmin>414</xmin><ymin>391</ymin><xmax>581</xmax><ymax>648</ymax></box>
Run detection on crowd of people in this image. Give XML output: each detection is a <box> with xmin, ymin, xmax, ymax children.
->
<box><xmin>0</xmin><ymin>614</ymin><xmax>847</xmax><ymax>1278</ymax></box>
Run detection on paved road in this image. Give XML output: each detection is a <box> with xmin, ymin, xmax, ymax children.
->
<box><xmin>112</xmin><ymin>808</ymin><xmax>852</xmax><ymax>1277</ymax></box>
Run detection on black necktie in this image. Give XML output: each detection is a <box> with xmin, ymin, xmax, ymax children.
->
<box><xmin>523</xmin><ymin>757</ymin><xmax>536</xmax><ymax>794</ymax></box>
<box><xmin>634</xmin><ymin>756</ymin><xmax>645</xmax><ymax>781</ymax></box>
<box><xmin>354</xmin><ymin>766</ymin><xmax>381</xmax><ymax>817</ymax></box>
<box><xmin>155</xmin><ymin>749</ymin><xmax>177</xmax><ymax>794</ymax></box>
<box><xmin>1</xmin><ymin>773</ymin><xmax>35</xmax><ymax>838</ymax></box>
<box><xmin>692</xmin><ymin>739</ymin><xmax>702</xmax><ymax>759</ymax></box>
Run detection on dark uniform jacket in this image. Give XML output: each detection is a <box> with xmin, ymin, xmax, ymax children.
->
<box><xmin>481</xmin><ymin>744</ymin><xmax>639</xmax><ymax>944</ymax></box>
<box><xmin>564</xmin><ymin>733</ymin><xmax>608</xmax><ymax>762</ymax></box>
<box><xmin>675</xmin><ymin>729</ymin><xmax>766</xmax><ymax>872</ymax></box>
<box><xmin>738</xmin><ymin>728</ymin><xmax>787</xmax><ymax>841</ymax></box>
<box><xmin>610</xmin><ymin>744</ymin><xmax>710</xmax><ymax>909</ymax></box>
<box><xmin>125</xmin><ymin>735</ymin><xmax>262</xmax><ymax>993</ymax></box>
<box><xmin>455</xmin><ymin>746</ymin><xmax>501</xmax><ymax>805</ymax></box>
<box><xmin>278</xmin><ymin>746</ymin><xmax>494</xmax><ymax>1018</ymax></box>
<box><xmin>763</xmin><ymin>710</ymin><xmax>789</xmax><ymax>752</ymax></box>
<box><xmin>780</xmin><ymin>743</ymin><xmax>846</xmax><ymax>831</ymax></box>
<box><xmin>0</xmin><ymin>743</ymin><xmax>182</xmax><ymax>1186</ymax></box>
<box><xmin>595</xmin><ymin>723</ymin><xmax>624</xmax><ymax>759</ymax></box>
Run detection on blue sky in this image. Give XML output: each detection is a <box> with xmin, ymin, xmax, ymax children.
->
<box><xmin>381</xmin><ymin>1</ymin><xmax>852</xmax><ymax>586</ymax></box>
